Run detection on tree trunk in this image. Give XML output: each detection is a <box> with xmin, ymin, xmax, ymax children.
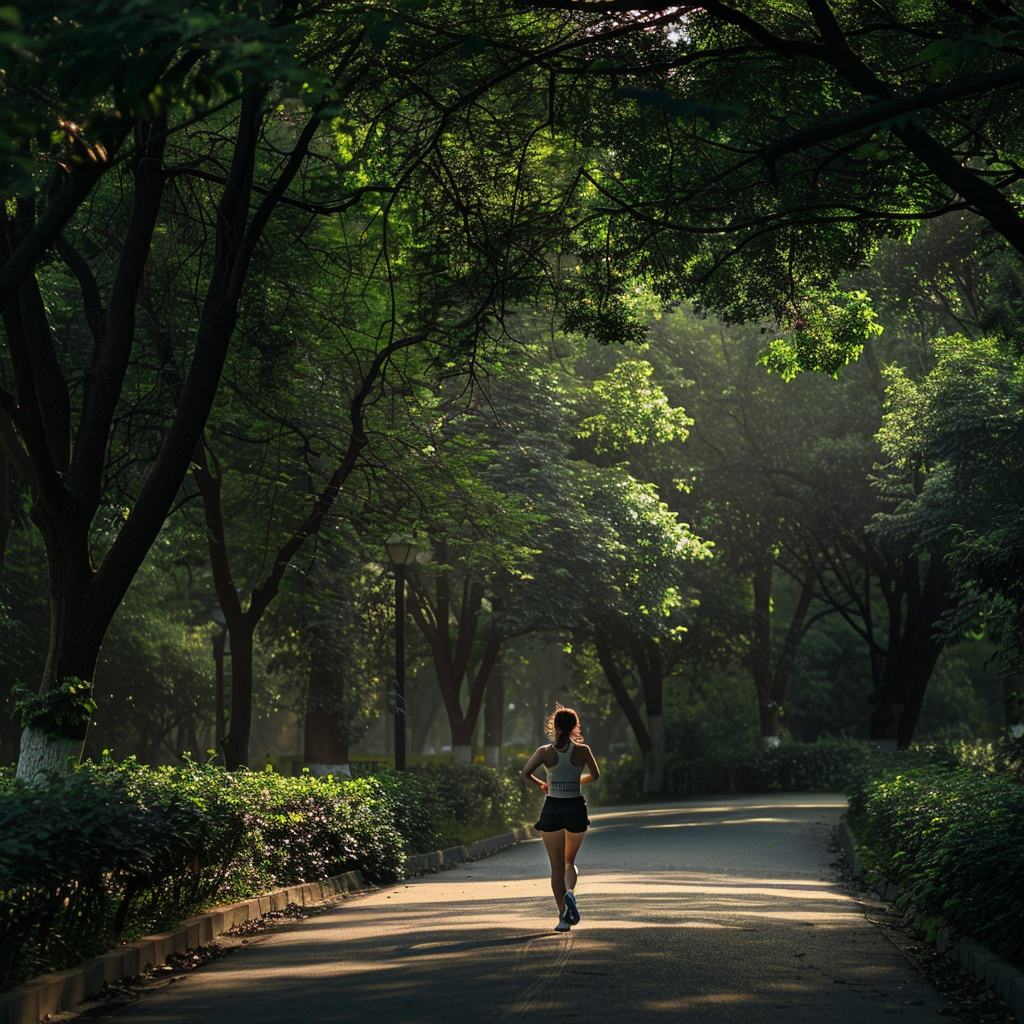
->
<box><xmin>594</xmin><ymin>631</ymin><xmax>654</xmax><ymax>784</ymax></box>
<box><xmin>751</xmin><ymin>555</ymin><xmax>777</xmax><ymax>743</ymax></box>
<box><xmin>764</xmin><ymin>565</ymin><xmax>818</xmax><ymax>747</ymax></box>
<box><xmin>407</xmin><ymin>552</ymin><xmax>503</xmax><ymax>759</ymax></box>
<box><xmin>750</xmin><ymin>557</ymin><xmax>816</xmax><ymax>746</ymax></box>
<box><xmin>303</xmin><ymin>643</ymin><xmax>351</xmax><ymax>776</ymax></box>
<box><xmin>16</xmin><ymin>731</ymin><xmax>84</xmax><ymax>780</ymax></box>
<box><xmin>412</xmin><ymin>689</ymin><xmax>441</xmax><ymax>755</ymax></box>
<box><xmin>16</xmin><ymin>515</ymin><xmax>105</xmax><ymax>780</ymax></box>
<box><xmin>869</xmin><ymin>555</ymin><xmax>952</xmax><ymax>749</ymax></box>
<box><xmin>221</xmin><ymin>621</ymin><xmax>254</xmax><ymax>771</ymax></box>
<box><xmin>645</xmin><ymin>714</ymin><xmax>665</xmax><ymax>793</ymax></box>
<box><xmin>870</xmin><ymin>639</ymin><xmax>944</xmax><ymax>751</ymax></box>
<box><xmin>483</xmin><ymin>659</ymin><xmax>504</xmax><ymax>766</ymax></box>
<box><xmin>631</xmin><ymin>636</ymin><xmax>665</xmax><ymax>794</ymax></box>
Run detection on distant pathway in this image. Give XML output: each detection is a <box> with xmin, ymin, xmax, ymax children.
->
<box><xmin>93</xmin><ymin>794</ymin><xmax>949</xmax><ymax>1023</ymax></box>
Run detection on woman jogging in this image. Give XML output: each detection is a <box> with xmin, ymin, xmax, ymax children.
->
<box><xmin>520</xmin><ymin>705</ymin><xmax>601</xmax><ymax>932</ymax></box>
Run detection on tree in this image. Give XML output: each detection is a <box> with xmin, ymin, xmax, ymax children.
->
<box><xmin>406</xmin><ymin>536</ymin><xmax>510</xmax><ymax>762</ymax></box>
<box><xmin>581</xmin><ymin>469</ymin><xmax>711</xmax><ymax>792</ymax></box>
<box><xmin>1</xmin><ymin>0</ymin><xmax>356</xmax><ymax>776</ymax></box>
<box><xmin>878</xmin><ymin>335</ymin><xmax>1024</xmax><ymax>681</ymax></box>
<box><xmin>556</xmin><ymin>357</ymin><xmax>708</xmax><ymax>790</ymax></box>
<box><xmin>287</xmin><ymin>538</ymin><xmax>392</xmax><ymax>776</ymax></box>
<box><xmin>636</xmin><ymin>302</ymin><xmax>964</xmax><ymax>749</ymax></box>
<box><xmin>397</xmin><ymin>393</ymin><xmax>544</xmax><ymax>763</ymax></box>
<box><xmin>470</xmin><ymin>352</ymin><xmax>711</xmax><ymax>788</ymax></box>
<box><xmin>2</xmin><ymin>2</ymin><xmax>626</xmax><ymax>775</ymax></box>
<box><xmin>529</xmin><ymin>0</ymin><xmax>1024</xmax><ymax>369</ymax></box>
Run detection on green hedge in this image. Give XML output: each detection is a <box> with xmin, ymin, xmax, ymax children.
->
<box><xmin>355</xmin><ymin>761</ymin><xmax>537</xmax><ymax>853</ymax></box>
<box><xmin>0</xmin><ymin>758</ymin><xmax>535</xmax><ymax>992</ymax></box>
<box><xmin>847</xmin><ymin>738</ymin><xmax>1024</xmax><ymax>967</ymax></box>
<box><xmin>591</xmin><ymin>735</ymin><xmax>877</xmax><ymax>803</ymax></box>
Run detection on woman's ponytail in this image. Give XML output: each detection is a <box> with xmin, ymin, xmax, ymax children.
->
<box><xmin>544</xmin><ymin>704</ymin><xmax>584</xmax><ymax>746</ymax></box>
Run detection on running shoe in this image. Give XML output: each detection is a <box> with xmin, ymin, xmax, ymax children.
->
<box><xmin>563</xmin><ymin>890</ymin><xmax>580</xmax><ymax>925</ymax></box>
<box><xmin>554</xmin><ymin>915</ymin><xmax>571</xmax><ymax>932</ymax></box>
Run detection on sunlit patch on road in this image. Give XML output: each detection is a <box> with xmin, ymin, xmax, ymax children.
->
<box><xmin>80</xmin><ymin>794</ymin><xmax>950</xmax><ymax>1024</ymax></box>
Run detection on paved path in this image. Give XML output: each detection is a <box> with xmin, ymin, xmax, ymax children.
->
<box><xmin>93</xmin><ymin>794</ymin><xmax>950</xmax><ymax>1023</ymax></box>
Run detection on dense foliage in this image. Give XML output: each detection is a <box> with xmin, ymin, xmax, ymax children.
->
<box><xmin>354</xmin><ymin>760</ymin><xmax>536</xmax><ymax>852</ymax></box>
<box><xmin>0</xmin><ymin>758</ymin><xmax>534</xmax><ymax>992</ymax></box>
<box><xmin>848</xmin><ymin>740</ymin><xmax>1024</xmax><ymax>967</ymax></box>
<box><xmin>592</xmin><ymin>734</ymin><xmax>878</xmax><ymax>804</ymax></box>
<box><xmin>3</xmin><ymin>0</ymin><xmax>1023</xmax><ymax>780</ymax></box>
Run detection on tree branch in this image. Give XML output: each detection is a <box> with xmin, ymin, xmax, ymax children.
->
<box><xmin>0</xmin><ymin>136</ymin><xmax>126</xmax><ymax>313</ymax></box>
<box><xmin>765</xmin><ymin>65</ymin><xmax>1024</xmax><ymax>175</ymax></box>
<box><xmin>54</xmin><ymin>231</ymin><xmax>104</xmax><ymax>345</ymax></box>
<box><xmin>69</xmin><ymin>114</ymin><xmax>168</xmax><ymax>502</ymax></box>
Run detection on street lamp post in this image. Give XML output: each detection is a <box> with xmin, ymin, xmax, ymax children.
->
<box><xmin>386</xmin><ymin>535</ymin><xmax>419</xmax><ymax>771</ymax></box>
<box><xmin>210</xmin><ymin>607</ymin><xmax>230</xmax><ymax>755</ymax></box>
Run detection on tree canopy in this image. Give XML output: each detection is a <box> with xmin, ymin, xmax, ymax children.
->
<box><xmin>3</xmin><ymin>0</ymin><xmax>1021</xmax><ymax>777</ymax></box>
<box><xmin>526</xmin><ymin>0</ymin><xmax>1024</xmax><ymax>369</ymax></box>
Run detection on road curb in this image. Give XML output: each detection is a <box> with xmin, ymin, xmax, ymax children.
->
<box><xmin>0</xmin><ymin>870</ymin><xmax>363</xmax><ymax>1024</ymax></box>
<box><xmin>404</xmin><ymin>825</ymin><xmax>538</xmax><ymax>875</ymax></box>
<box><xmin>1</xmin><ymin>824</ymin><xmax>540</xmax><ymax>1024</ymax></box>
<box><xmin>841</xmin><ymin>822</ymin><xmax>1024</xmax><ymax>1022</ymax></box>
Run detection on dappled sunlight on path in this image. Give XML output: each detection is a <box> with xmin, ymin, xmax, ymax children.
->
<box><xmin>97</xmin><ymin>794</ymin><xmax>948</xmax><ymax>1024</ymax></box>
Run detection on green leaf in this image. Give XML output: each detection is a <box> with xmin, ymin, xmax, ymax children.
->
<box><xmin>614</xmin><ymin>88</ymin><xmax>743</xmax><ymax>126</ymax></box>
<box><xmin>913</xmin><ymin>38</ymin><xmax>955</xmax><ymax>65</ymax></box>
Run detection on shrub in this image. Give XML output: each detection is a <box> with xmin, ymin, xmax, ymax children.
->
<box><xmin>0</xmin><ymin>756</ymin><xmax>535</xmax><ymax>992</ymax></box>
<box><xmin>731</xmin><ymin>736</ymin><xmax>879</xmax><ymax>793</ymax></box>
<box><xmin>848</xmin><ymin>741</ymin><xmax>1024</xmax><ymax>968</ymax></box>
<box><xmin>354</xmin><ymin>760</ymin><xmax>536</xmax><ymax>851</ymax></box>
<box><xmin>0</xmin><ymin>766</ymin><xmax>212</xmax><ymax>988</ymax></box>
<box><xmin>589</xmin><ymin>753</ymin><xmax>644</xmax><ymax>805</ymax></box>
<box><xmin>591</xmin><ymin>735</ymin><xmax>877</xmax><ymax>804</ymax></box>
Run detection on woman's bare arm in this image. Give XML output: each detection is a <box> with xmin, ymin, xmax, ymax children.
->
<box><xmin>580</xmin><ymin>744</ymin><xmax>601</xmax><ymax>784</ymax></box>
<box><xmin>521</xmin><ymin>745</ymin><xmax>550</xmax><ymax>792</ymax></box>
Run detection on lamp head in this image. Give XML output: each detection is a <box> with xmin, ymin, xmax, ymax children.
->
<box><xmin>386</xmin><ymin>534</ymin><xmax>420</xmax><ymax>566</ymax></box>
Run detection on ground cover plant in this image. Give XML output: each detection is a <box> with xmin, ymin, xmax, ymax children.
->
<box><xmin>0</xmin><ymin>759</ymin><xmax>534</xmax><ymax>992</ymax></box>
<box><xmin>847</xmin><ymin>738</ymin><xmax>1024</xmax><ymax>969</ymax></box>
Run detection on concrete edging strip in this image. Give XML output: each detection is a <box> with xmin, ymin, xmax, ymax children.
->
<box><xmin>404</xmin><ymin>825</ymin><xmax>537</xmax><ymax>877</ymax></box>
<box><xmin>0</xmin><ymin>870</ymin><xmax>363</xmax><ymax>1024</ymax></box>
<box><xmin>841</xmin><ymin>822</ymin><xmax>1024</xmax><ymax>1022</ymax></box>
<box><xmin>1</xmin><ymin>825</ymin><xmax>539</xmax><ymax>1024</ymax></box>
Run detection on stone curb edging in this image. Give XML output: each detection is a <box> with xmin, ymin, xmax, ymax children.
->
<box><xmin>0</xmin><ymin>870</ymin><xmax>363</xmax><ymax>1024</ymax></box>
<box><xmin>0</xmin><ymin>825</ymin><xmax>539</xmax><ymax>1024</ymax></box>
<box><xmin>404</xmin><ymin>825</ymin><xmax>538</xmax><ymax>876</ymax></box>
<box><xmin>841</xmin><ymin>822</ymin><xmax>1024</xmax><ymax>1022</ymax></box>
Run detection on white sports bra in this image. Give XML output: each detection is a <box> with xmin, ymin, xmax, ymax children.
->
<box><xmin>545</xmin><ymin>742</ymin><xmax>583</xmax><ymax>798</ymax></box>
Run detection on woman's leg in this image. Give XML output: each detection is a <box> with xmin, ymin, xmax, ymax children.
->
<box><xmin>541</xmin><ymin>830</ymin><xmax>568</xmax><ymax>911</ymax></box>
<box><xmin>564</xmin><ymin>829</ymin><xmax>586</xmax><ymax>893</ymax></box>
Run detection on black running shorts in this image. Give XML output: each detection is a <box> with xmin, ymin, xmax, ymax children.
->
<box><xmin>534</xmin><ymin>796</ymin><xmax>590</xmax><ymax>833</ymax></box>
